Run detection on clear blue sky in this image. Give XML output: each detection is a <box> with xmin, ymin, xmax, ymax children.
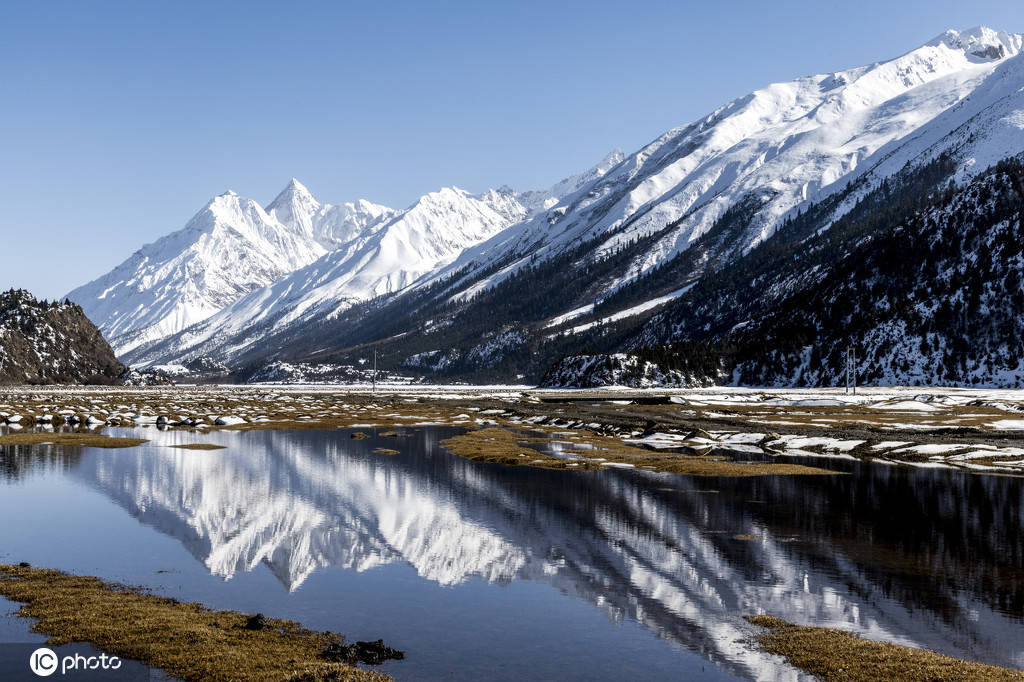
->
<box><xmin>2</xmin><ymin>0</ymin><xmax>1022</xmax><ymax>299</ymax></box>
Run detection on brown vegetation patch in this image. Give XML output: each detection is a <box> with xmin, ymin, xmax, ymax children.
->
<box><xmin>0</xmin><ymin>433</ymin><xmax>147</xmax><ymax>448</ymax></box>
<box><xmin>746</xmin><ymin>615</ymin><xmax>1024</xmax><ymax>681</ymax></box>
<box><xmin>441</xmin><ymin>428</ymin><xmax>563</xmax><ymax>467</ymax></box>
<box><xmin>442</xmin><ymin>427</ymin><xmax>837</xmax><ymax>476</ymax></box>
<box><xmin>0</xmin><ymin>564</ymin><xmax>391</xmax><ymax>682</ymax></box>
<box><xmin>373</xmin><ymin>448</ymin><xmax>400</xmax><ymax>456</ymax></box>
<box><xmin>168</xmin><ymin>443</ymin><xmax>226</xmax><ymax>450</ymax></box>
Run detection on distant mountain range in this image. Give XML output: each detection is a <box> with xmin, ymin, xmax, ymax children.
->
<box><xmin>67</xmin><ymin>27</ymin><xmax>1024</xmax><ymax>387</ymax></box>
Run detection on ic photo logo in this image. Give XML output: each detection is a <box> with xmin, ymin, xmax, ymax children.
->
<box><xmin>29</xmin><ymin>647</ymin><xmax>122</xmax><ymax>677</ymax></box>
<box><xmin>29</xmin><ymin>648</ymin><xmax>57</xmax><ymax>677</ymax></box>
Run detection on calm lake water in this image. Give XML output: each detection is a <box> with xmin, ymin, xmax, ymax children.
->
<box><xmin>0</xmin><ymin>426</ymin><xmax>1022</xmax><ymax>680</ymax></box>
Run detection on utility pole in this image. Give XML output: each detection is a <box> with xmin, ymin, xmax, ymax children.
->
<box><xmin>845</xmin><ymin>345</ymin><xmax>857</xmax><ymax>395</ymax></box>
<box><xmin>851</xmin><ymin>346</ymin><xmax>856</xmax><ymax>395</ymax></box>
<box><xmin>372</xmin><ymin>349</ymin><xmax>377</xmax><ymax>394</ymax></box>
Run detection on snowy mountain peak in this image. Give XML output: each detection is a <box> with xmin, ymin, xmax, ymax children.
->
<box><xmin>596</xmin><ymin>148</ymin><xmax>626</xmax><ymax>172</ymax></box>
<box><xmin>266</xmin><ymin>178</ymin><xmax>322</xmax><ymax>239</ymax></box>
<box><xmin>268</xmin><ymin>178</ymin><xmax>317</xmax><ymax>206</ymax></box>
<box><xmin>927</xmin><ymin>26</ymin><xmax>1022</xmax><ymax>60</ymax></box>
<box><xmin>285</xmin><ymin>177</ymin><xmax>310</xmax><ymax>192</ymax></box>
<box><xmin>517</xmin><ymin>148</ymin><xmax>627</xmax><ymax>214</ymax></box>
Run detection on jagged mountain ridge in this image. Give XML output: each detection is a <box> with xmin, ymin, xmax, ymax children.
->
<box><xmin>116</xmin><ymin>26</ymin><xmax>1024</xmax><ymax>384</ymax></box>
<box><xmin>74</xmin><ymin>150</ymin><xmax>623</xmax><ymax>361</ymax></box>
<box><xmin>125</xmin><ymin>186</ymin><xmax>532</xmax><ymax>364</ymax></box>
<box><xmin>0</xmin><ymin>289</ymin><xmax>124</xmax><ymax>385</ymax></box>
<box><xmin>65</xmin><ymin>187</ymin><xmax>355</xmax><ymax>354</ymax></box>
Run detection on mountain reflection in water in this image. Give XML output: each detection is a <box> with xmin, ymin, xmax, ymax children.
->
<box><xmin>2</xmin><ymin>426</ymin><xmax>1022</xmax><ymax>680</ymax></box>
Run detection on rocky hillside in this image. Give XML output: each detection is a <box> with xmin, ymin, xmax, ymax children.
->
<box><xmin>641</xmin><ymin>156</ymin><xmax>1024</xmax><ymax>387</ymax></box>
<box><xmin>0</xmin><ymin>290</ymin><xmax>124</xmax><ymax>385</ymax></box>
<box><xmin>540</xmin><ymin>346</ymin><xmax>722</xmax><ymax>389</ymax></box>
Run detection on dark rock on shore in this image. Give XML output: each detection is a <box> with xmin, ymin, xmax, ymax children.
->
<box><xmin>321</xmin><ymin>638</ymin><xmax>405</xmax><ymax>665</ymax></box>
<box><xmin>0</xmin><ymin>289</ymin><xmax>124</xmax><ymax>385</ymax></box>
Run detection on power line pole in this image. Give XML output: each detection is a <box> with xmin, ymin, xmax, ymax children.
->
<box><xmin>372</xmin><ymin>349</ymin><xmax>377</xmax><ymax>394</ymax></box>
<box><xmin>845</xmin><ymin>345</ymin><xmax>857</xmax><ymax>395</ymax></box>
<box><xmin>851</xmin><ymin>346</ymin><xmax>856</xmax><ymax>395</ymax></box>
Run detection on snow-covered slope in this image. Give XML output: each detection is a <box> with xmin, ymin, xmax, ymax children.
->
<box><xmin>65</xmin><ymin>185</ymin><xmax>383</xmax><ymax>354</ymax></box>
<box><xmin>126</xmin><ymin>186</ymin><xmax>531</xmax><ymax>363</ymax></box>
<box><xmin>120</xmin><ymin>151</ymin><xmax>626</xmax><ymax>366</ymax></box>
<box><xmin>515</xmin><ymin>148</ymin><xmax>626</xmax><ymax>213</ymax></box>
<box><xmin>423</xmin><ymin>27</ymin><xmax>1024</xmax><ymax>302</ymax></box>
<box><xmin>83</xmin><ymin>27</ymin><xmax>1024</xmax><ymax>378</ymax></box>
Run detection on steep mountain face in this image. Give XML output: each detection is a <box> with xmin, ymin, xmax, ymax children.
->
<box><xmin>66</xmin><ymin>188</ymin><xmax>345</xmax><ymax>354</ymax></box>
<box><xmin>77</xmin><ymin>27</ymin><xmax>1024</xmax><ymax>387</ymax></box>
<box><xmin>122</xmin><ymin>185</ymin><xmax>538</xmax><ymax>364</ymax></box>
<box><xmin>0</xmin><ymin>290</ymin><xmax>124</xmax><ymax>385</ymax></box>
<box><xmin>637</xmin><ymin>157</ymin><xmax>1024</xmax><ymax>387</ymax></box>
<box><xmin>417</xmin><ymin>27</ymin><xmax>1022</xmax><ymax>300</ymax></box>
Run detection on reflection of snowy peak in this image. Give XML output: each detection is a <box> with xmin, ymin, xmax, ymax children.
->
<box><xmin>85</xmin><ymin>432</ymin><xmax>526</xmax><ymax>589</ymax></box>
<box><xmin>74</xmin><ymin>428</ymin><xmax>1024</xmax><ymax>678</ymax></box>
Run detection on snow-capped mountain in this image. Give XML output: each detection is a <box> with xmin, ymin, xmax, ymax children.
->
<box><xmin>65</xmin><ymin>187</ymin><xmax>357</xmax><ymax>354</ymax></box>
<box><xmin>116</xmin><ymin>151</ymin><xmax>624</xmax><ymax>366</ymax></box>
<box><xmin>122</xmin><ymin>186</ymin><xmax>534</xmax><ymax>363</ymax></box>
<box><xmin>420</xmin><ymin>27</ymin><xmax>1023</xmax><ymax>301</ymax></box>
<box><xmin>75</xmin><ymin>149</ymin><xmax>621</xmax><ymax>363</ymax></box>
<box><xmin>76</xmin><ymin>27</ymin><xmax>1024</xmax><ymax>386</ymax></box>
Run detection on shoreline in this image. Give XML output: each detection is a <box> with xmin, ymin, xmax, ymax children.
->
<box><xmin>0</xmin><ymin>564</ymin><xmax>396</xmax><ymax>681</ymax></box>
<box><xmin>1</xmin><ymin>384</ymin><xmax>1023</xmax><ymax>475</ymax></box>
<box><xmin>746</xmin><ymin>615</ymin><xmax>1024</xmax><ymax>681</ymax></box>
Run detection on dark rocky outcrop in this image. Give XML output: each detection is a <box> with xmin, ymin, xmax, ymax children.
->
<box><xmin>541</xmin><ymin>352</ymin><xmax>719</xmax><ymax>389</ymax></box>
<box><xmin>0</xmin><ymin>289</ymin><xmax>124</xmax><ymax>385</ymax></box>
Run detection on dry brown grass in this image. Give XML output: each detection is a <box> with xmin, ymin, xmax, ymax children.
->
<box><xmin>168</xmin><ymin>443</ymin><xmax>226</xmax><ymax>450</ymax></box>
<box><xmin>440</xmin><ymin>428</ymin><xmax>563</xmax><ymax>467</ymax></box>
<box><xmin>373</xmin><ymin>448</ymin><xmax>400</xmax><ymax>456</ymax></box>
<box><xmin>0</xmin><ymin>433</ymin><xmax>148</xmax><ymax>448</ymax></box>
<box><xmin>441</xmin><ymin>427</ymin><xmax>837</xmax><ymax>477</ymax></box>
<box><xmin>0</xmin><ymin>564</ymin><xmax>391</xmax><ymax>682</ymax></box>
<box><xmin>746</xmin><ymin>615</ymin><xmax>1024</xmax><ymax>681</ymax></box>
<box><xmin>5</xmin><ymin>386</ymin><xmax>1018</xmax><ymax>475</ymax></box>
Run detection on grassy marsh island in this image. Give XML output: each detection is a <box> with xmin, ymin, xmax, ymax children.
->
<box><xmin>0</xmin><ymin>564</ymin><xmax>397</xmax><ymax>682</ymax></box>
<box><xmin>746</xmin><ymin>615</ymin><xmax>1024</xmax><ymax>681</ymax></box>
